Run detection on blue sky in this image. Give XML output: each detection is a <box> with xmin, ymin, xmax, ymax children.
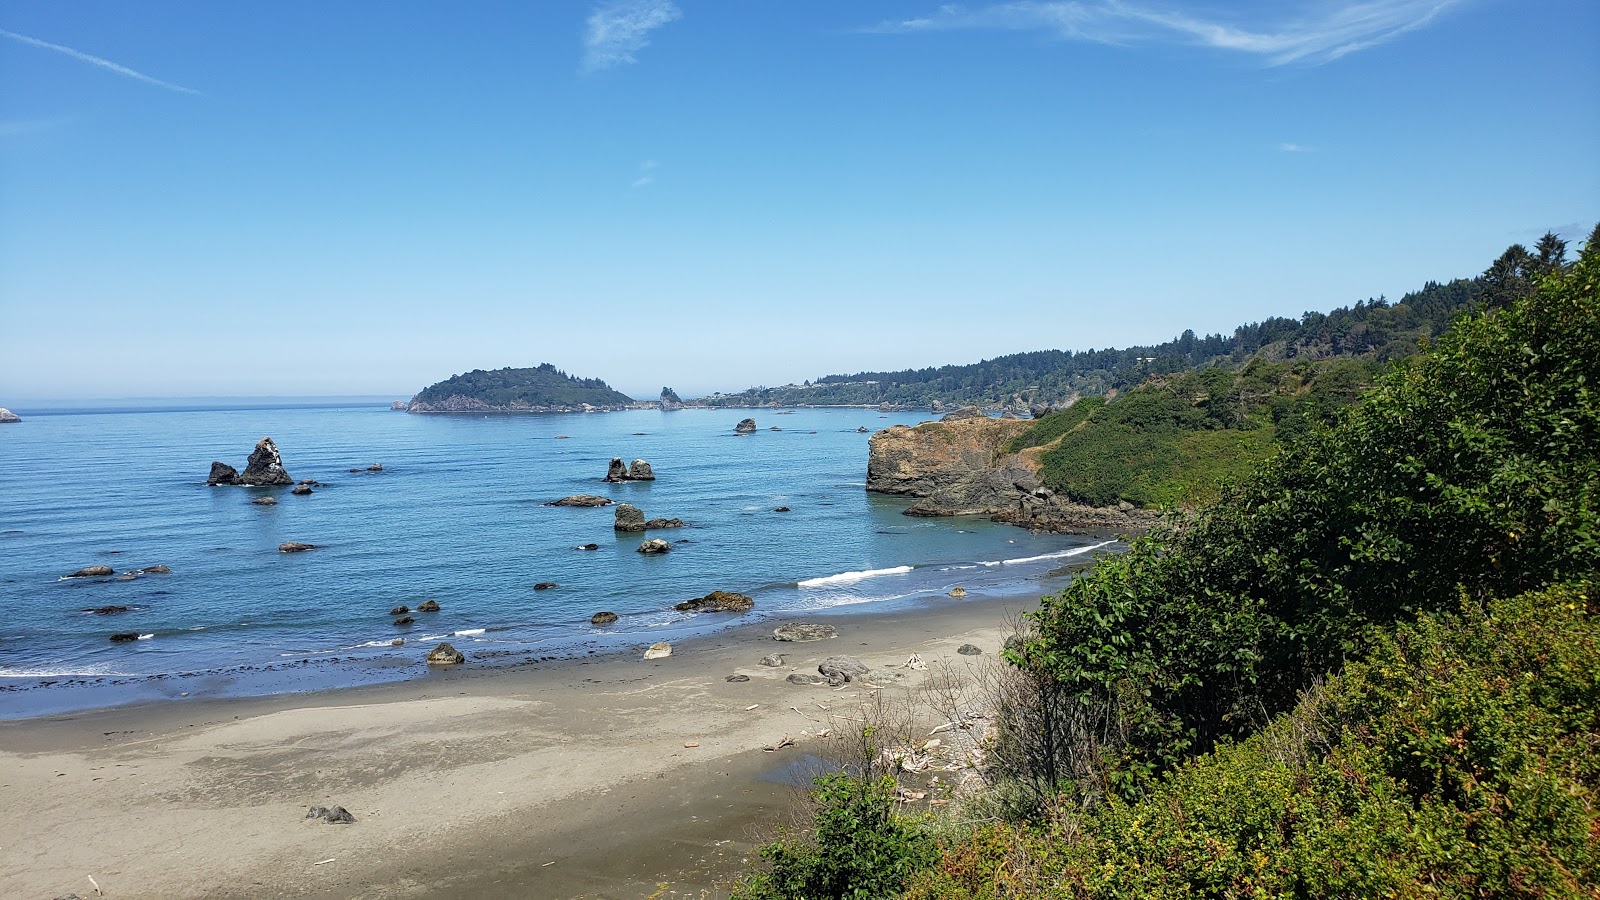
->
<box><xmin>1</xmin><ymin>1</ymin><xmax>1595</xmax><ymax>401</ymax></box>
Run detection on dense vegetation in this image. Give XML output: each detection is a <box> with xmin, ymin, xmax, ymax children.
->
<box><xmin>730</xmin><ymin>226</ymin><xmax>1599</xmax><ymax>899</ymax></box>
<box><xmin>410</xmin><ymin>362</ymin><xmax>633</xmax><ymax>408</ymax></box>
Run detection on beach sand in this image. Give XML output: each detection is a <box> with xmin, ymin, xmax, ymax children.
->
<box><xmin>0</xmin><ymin>596</ymin><xmax>1031</xmax><ymax>899</ymax></box>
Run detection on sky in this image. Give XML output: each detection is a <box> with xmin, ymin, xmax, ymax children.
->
<box><xmin>1</xmin><ymin>1</ymin><xmax>1596</xmax><ymax>402</ymax></box>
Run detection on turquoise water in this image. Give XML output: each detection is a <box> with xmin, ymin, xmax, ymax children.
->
<box><xmin>0</xmin><ymin>405</ymin><xmax>1114</xmax><ymax>716</ymax></box>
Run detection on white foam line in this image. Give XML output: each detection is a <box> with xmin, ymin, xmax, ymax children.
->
<box><xmin>453</xmin><ymin>628</ymin><xmax>486</xmax><ymax>636</ymax></box>
<box><xmin>981</xmin><ymin>540</ymin><xmax>1118</xmax><ymax>567</ymax></box>
<box><xmin>799</xmin><ymin>565</ymin><xmax>914</xmax><ymax>588</ymax></box>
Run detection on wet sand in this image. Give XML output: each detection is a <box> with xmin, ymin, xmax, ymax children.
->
<box><xmin>0</xmin><ymin>595</ymin><xmax>1031</xmax><ymax>899</ymax></box>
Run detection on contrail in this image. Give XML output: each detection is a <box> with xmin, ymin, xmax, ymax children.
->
<box><xmin>1</xmin><ymin>27</ymin><xmax>200</xmax><ymax>95</ymax></box>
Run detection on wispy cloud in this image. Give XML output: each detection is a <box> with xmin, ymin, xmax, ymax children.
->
<box><xmin>0</xmin><ymin>117</ymin><xmax>69</xmax><ymax>137</ymax></box>
<box><xmin>1279</xmin><ymin>141</ymin><xmax>1314</xmax><ymax>152</ymax></box>
<box><xmin>868</xmin><ymin>1</ymin><xmax>1462</xmax><ymax>66</ymax></box>
<box><xmin>582</xmin><ymin>0</ymin><xmax>683</xmax><ymax>72</ymax></box>
<box><xmin>0</xmin><ymin>28</ymin><xmax>200</xmax><ymax>94</ymax></box>
<box><xmin>631</xmin><ymin>159</ymin><xmax>659</xmax><ymax>188</ymax></box>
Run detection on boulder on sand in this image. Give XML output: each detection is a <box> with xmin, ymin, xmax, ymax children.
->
<box><xmin>637</xmin><ymin>538</ymin><xmax>671</xmax><ymax>554</ymax></box>
<box><xmin>547</xmin><ymin>495</ymin><xmax>614</xmax><ymax>507</ymax></box>
<box><xmin>627</xmin><ymin>459</ymin><xmax>655</xmax><ymax>480</ymax></box>
<box><xmin>426</xmin><ymin>642</ymin><xmax>464</xmax><ymax>665</ymax></box>
<box><xmin>818</xmin><ymin>655</ymin><xmax>870</xmax><ymax>681</ymax></box>
<box><xmin>66</xmin><ymin>565</ymin><xmax>115</xmax><ymax>578</ymax></box>
<box><xmin>614</xmin><ymin>503</ymin><xmax>646</xmax><ymax>532</ymax></box>
<box><xmin>241</xmin><ymin>437</ymin><xmax>294</xmax><ymax>485</ymax></box>
<box><xmin>207</xmin><ymin>461</ymin><xmax>242</xmax><ymax>486</ymax></box>
<box><xmin>773</xmin><ymin>622</ymin><xmax>838</xmax><ymax>642</ymax></box>
<box><xmin>674</xmin><ymin>590</ymin><xmax>755</xmax><ymax>613</ymax></box>
<box><xmin>735</xmin><ymin>418</ymin><xmax>757</xmax><ymax>434</ymax></box>
<box><xmin>643</xmin><ymin>641</ymin><xmax>672</xmax><ymax>660</ymax></box>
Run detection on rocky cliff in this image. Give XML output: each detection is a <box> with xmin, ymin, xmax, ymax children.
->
<box><xmin>867</xmin><ymin>414</ymin><xmax>1159</xmax><ymax>534</ymax></box>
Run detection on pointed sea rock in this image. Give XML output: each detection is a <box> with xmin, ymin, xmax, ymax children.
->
<box><xmin>241</xmin><ymin>437</ymin><xmax>294</xmax><ymax>485</ymax></box>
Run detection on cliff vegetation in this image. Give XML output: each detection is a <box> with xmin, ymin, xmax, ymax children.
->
<box><xmin>408</xmin><ymin>363</ymin><xmax>634</xmax><ymax>412</ymax></box>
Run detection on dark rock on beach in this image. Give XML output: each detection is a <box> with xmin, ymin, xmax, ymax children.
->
<box><xmin>426</xmin><ymin>642</ymin><xmax>465</xmax><ymax>665</ymax></box>
<box><xmin>637</xmin><ymin>538</ymin><xmax>671</xmax><ymax>554</ymax></box>
<box><xmin>67</xmin><ymin>565</ymin><xmax>115</xmax><ymax>578</ymax></box>
<box><xmin>773</xmin><ymin>623</ymin><xmax>837</xmax><ymax>642</ymax></box>
<box><xmin>674</xmin><ymin>590</ymin><xmax>755</xmax><ymax>613</ymax></box>
<box><xmin>735</xmin><ymin>418</ymin><xmax>757</xmax><ymax>434</ymax></box>
<box><xmin>207</xmin><ymin>462</ymin><xmax>242</xmax><ymax>486</ymax></box>
<box><xmin>416</xmin><ymin>599</ymin><xmax>440</xmax><ymax>612</ymax></box>
<box><xmin>958</xmin><ymin>643</ymin><xmax>984</xmax><ymax>655</ymax></box>
<box><xmin>819</xmin><ymin>656</ymin><xmax>870</xmax><ymax>681</ymax></box>
<box><xmin>760</xmin><ymin>654</ymin><xmax>785</xmax><ymax>667</ymax></box>
<box><xmin>590</xmin><ymin>611</ymin><xmax>619</xmax><ymax>626</ymax></box>
<box><xmin>241</xmin><ymin>437</ymin><xmax>294</xmax><ymax>486</ymax></box>
<box><xmin>786</xmin><ymin>673</ymin><xmax>825</xmax><ymax>686</ymax></box>
<box><xmin>278</xmin><ymin>542</ymin><xmax>316</xmax><ymax>553</ymax></box>
<box><xmin>307</xmin><ymin>805</ymin><xmax>355</xmax><ymax>824</ymax></box>
<box><xmin>549</xmin><ymin>495</ymin><xmax>614</xmax><ymax>507</ymax></box>
<box><xmin>726</xmin><ymin>674</ymin><xmax>750</xmax><ymax>682</ymax></box>
<box><xmin>614</xmin><ymin>503</ymin><xmax>646</xmax><ymax>532</ymax></box>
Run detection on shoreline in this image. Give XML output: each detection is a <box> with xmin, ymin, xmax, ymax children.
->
<box><xmin>1</xmin><ymin>593</ymin><xmax>1037</xmax><ymax>899</ymax></box>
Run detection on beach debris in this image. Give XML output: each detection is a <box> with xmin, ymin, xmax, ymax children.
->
<box><xmin>637</xmin><ymin>539</ymin><xmax>671</xmax><ymax>554</ymax></box>
<box><xmin>735</xmin><ymin>417</ymin><xmax>757</xmax><ymax>434</ymax></box>
<box><xmin>390</xmin><ymin>605</ymin><xmax>410</xmax><ymax>615</ymax></box>
<box><xmin>66</xmin><ymin>565</ymin><xmax>114</xmax><ymax>578</ymax></box>
<box><xmin>676</xmin><ymin>590</ymin><xmax>754</xmax><ymax>613</ymax></box>
<box><xmin>614</xmin><ymin>503</ymin><xmax>646</xmax><ymax>532</ymax></box>
<box><xmin>786</xmin><ymin>673</ymin><xmax>825</xmax><ymax>686</ymax></box>
<box><xmin>760</xmin><ymin>654</ymin><xmax>786</xmax><ymax>667</ymax></box>
<box><xmin>278</xmin><ymin>542</ymin><xmax>316</xmax><ymax>553</ymax></box>
<box><xmin>533</xmin><ymin>582</ymin><xmax>557</xmax><ymax>590</ymax></box>
<box><xmin>252</xmin><ymin>496</ymin><xmax>278</xmax><ymax>505</ymax></box>
<box><xmin>313</xmin><ymin>858</ymin><xmax>337</xmax><ymax>866</ymax></box>
<box><xmin>818</xmin><ymin>655</ymin><xmax>869</xmax><ymax>682</ymax></box>
<box><xmin>772</xmin><ymin>622</ymin><xmax>838</xmax><ymax>643</ymax></box>
<box><xmin>957</xmin><ymin>643</ymin><xmax>983</xmax><ymax>656</ymax></box>
<box><xmin>591</xmin><ymin>611</ymin><xmax>619</xmax><ymax>626</ymax></box>
<box><xmin>899</xmin><ymin>653</ymin><xmax>928</xmax><ymax>670</ymax></box>
<box><xmin>763</xmin><ymin>735</ymin><xmax>796</xmax><ymax>752</ymax></box>
<box><xmin>726</xmin><ymin>674</ymin><xmax>750</xmax><ymax>682</ymax></box>
<box><xmin>207</xmin><ymin>461</ymin><xmax>242</xmax><ymax>485</ymax></box>
<box><xmin>643</xmin><ymin>641</ymin><xmax>672</xmax><ymax>660</ymax></box>
<box><xmin>546</xmin><ymin>494</ymin><xmax>614</xmax><ymax>507</ymax></box>
<box><xmin>894</xmin><ymin>788</ymin><xmax>928</xmax><ymax>803</ymax></box>
<box><xmin>863</xmin><ymin>669</ymin><xmax>908</xmax><ymax>685</ymax></box>
<box><xmin>789</xmin><ymin>705</ymin><xmax>819</xmax><ymax>721</ymax></box>
<box><xmin>577</xmin><ymin>543</ymin><xmax>600</xmax><ymax>551</ymax></box>
<box><xmin>948</xmin><ymin>587</ymin><xmax>967</xmax><ymax>598</ymax></box>
<box><xmin>683</xmin><ymin>741</ymin><xmax>700</xmax><ymax>748</ymax></box>
<box><xmin>393</xmin><ymin>616</ymin><xmax>414</xmax><ymax>626</ymax></box>
<box><xmin>745</xmin><ymin>704</ymin><xmax>761</xmax><ymax>711</ymax></box>
<box><xmin>426</xmin><ymin>642</ymin><xmax>465</xmax><ymax>665</ymax></box>
<box><xmin>416</xmin><ymin>599</ymin><xmax>441</xmax><ymax>612</ymax></box>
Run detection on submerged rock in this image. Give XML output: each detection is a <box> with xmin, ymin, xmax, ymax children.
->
<box><xmin>241</xmin><ymin>437</ymin><xmax>294</xmax><ymax>486</ymax></box>
<box><xmin>66</xmin><ymin>565</ymin><xmax>114</xmax><ymax>578</ymax></box>
<box><xmin>643</xmin><ymin>641</ymin><xmax>672</xmax><ymax>660</ymax></box>
<box><xmin>136</xmin><ymin>565</ymin><xmax>170</xmax><ymax>574</ymax></box>
<box><xmin>674</xmin><ymin>590</ymin><xmax>755</xmax><ymax>613</ymax></box>
<box><xmin>614</xmin><ymin>503</ymin><xmax>646</xmax><ymax>532</ymax></box>
<box><xmin>426</xmin><ymin>642</ymin><xmax>464</xmax><ymax>665</ymax></box>
<box><xmin>207</xmin><ymin>461</ymin><xmax>242</xmax><ymax>486</ymax></box>
<box><xmin>87</xmin><ymin>605</ymin><xmax>130</xmax><ymax>615</ymax></box>
<box><xmin>109</xmin><ymin>632</ymin><xmax>140</xmax><ymax>642</ymax></box>
<box><xmin>735</xmin><ymin>418</ymin><xmax>757</xmax><ymax>434</ymax></box>
<box><xmin>393</xmin><ymin>615</ymin><xmax>414</xmax><ymax>626</ymax></box>
<box><xmin>548</xmin><ymin>495</ymin><xmax>614</xmax><ymax>507</ymax></box>
<box><xmin>590</xmin><ymin>611</ymin><xmax>619</xmax><ymax>626</ymax></box>
<box><xmin>278</xmin><ymin>542</ymin><xmax>316</xmax><ymax>553</ymax></box>
<box><xmin>577</xmin><ymin>543</ymin><xmax>600</xmax><ymax>551</ymax></box>
<box><xmin>637</xmin><ymin>538</ymin><xmax>671</xmax><ymax>554</ymax></box>
<box><xmin>773</xmin><ymin>507</ymin><xmax>791</xmax><ymax>513</ymax></box>
<box><xmin>773</xmin><ymin>622</ymin><xmax>838</xmax><ymax>642</ymax></box>
<box><xmin>533</xmin><ymin>581</ymin><xmax>557</xmax><ymax>590</ymax></box>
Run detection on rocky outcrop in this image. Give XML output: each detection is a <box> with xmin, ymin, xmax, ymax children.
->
<box><xmin>426</xmin><ymin>642</ymin><xmax>464</xmax><ymax>665</ymax></box>
<box><xmin>867</xmin><ymin>415</ymin><xmax>1160</xmax><ymax>534</ymax></box>
<box><xmin>605</xmin><ymin>457</ymin><xmax>629</xmax><ymax>482</ymax></box>
<box><xmin>252</xmin><ymin>496</ymin><xmax>277</xmax><ymax>505</ymax></box>
<box><xmin>660</xmin><ymin>387</ymin><xmax>684</xmax><ymax>411</ymax></box>
<box><xmin>643</xmin><ymin>517</ymin><xmax>683</xmax><ymax>530</ymax></box>
<box><xmin>614</xmin><ymin>503</ymin><xmax>646</xmax><ymax>532</ymax></box>
<box><xmin>627</xmin><ymin>459</ymin><xmax>655</xmax><ymax>480</ymax></box>
<box><xmin>773</xmin><ymin>622</ymin><xmax>837</xmax><ymax>642</ymax></box>
<box><xmin>207</xmin><ymin>462</ymin><xmax>242</xmax><ymax>485</ymax></box>
<box><xmin>735</xmin><ymin>418</ymin><xmax>757</xmax><ymax>434</ymax></box>
<box><xmin>291</xmin><ymin>483</ymin><xmax>313</xmax><ymax>495</ymax></box>
<box><xmin>674</xmin><ymin>590</ymin><xmax>755</xmax><ymax>613</ymax></box>
<box><xmin>241</xmin><ymin>437</ymin><xmax>294</xmax><ymax>485</ymax></box>
<box><xmin>66</xmin><ymin>565</ymin><xmax>114</xmax><ymax>578</ymax></box>
<box><xmin>390</xmin><ymin>401</ymin><xmax>409</xmax><ymax>410</ymax></box>
<box><xmin>547</xmin><ymin>495</ymin><xmax>614</xmax><ymax>507</ymax></box>
<box><xmin>0</xmin><ymin>407</ymin><xmax>19</xmax><ymax>423</ymax></box>
<box><xmin>279</xmin><ymin>542</ymin><xmax>317</xmax><ymax>553</ymax></box>
<box><xmin>941</xmin><ymin>405</ymin><xmax>987</xmax><ymax>422</ymax></box>
<box><xmin>417</xmin><ymin>599</ymin><xmax>440</xmax><ymax>612</ymax></box>
<box><xmin>591</xmin><ymin>611</ymin><xmax>619</xmax><ymax>626</ymax></box>
<box><xmin>637</xmin><ymin>539</ymin><xmax>671</xmax><ymax>554</ymax></box>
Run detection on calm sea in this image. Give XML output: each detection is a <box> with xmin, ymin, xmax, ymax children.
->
<box><xmin>0</xmin><ymin>405</ymin><xmax>1116</xmax><ymax>717</ymax></box>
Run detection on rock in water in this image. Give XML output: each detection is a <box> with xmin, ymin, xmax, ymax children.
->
<box><xmin>66</xmin><ymin>565</ymin><xmax>115</xmax><ymax>578</ymax></box>
<box><xmin>675</xmin><ymin>590</ymin><xmax>755</xmax><ymax>613</ymax></box>
<box><xmin>605</xmin><ymin>457</ymin><xmax>629</xmax><ymax>482</ymax></box>
<box><xmin>637</xmin><ymin>539</ymin><xmax>671</xmax><ymax>554</ymax></box>
<box><xmin>390</xmin><ymin>605</ymin><xmax>410</xmax><ymax>615</ymax></box>
<box><xmin>278</xmin><ymin>542</ymin><xmax>316</xmax><ymax>553</ymax></box>
<box><xmin>291</xmin><ymin>483</ymin><xmax>312</xmax><ymax>495</ymax></box>
<box><xmin>643</xmin><ymin>517</ymin><xmax>684</xmax><ymax>530</ymax></box>
<box><xmin>109</xmin><ymin>632</ymin><xmax>140</xmax><ymax>642</ymax></box>
<box><xmin>0</xmin><ymin>407</ymin><xmax>20</xmax><ymax>423</ymax></box>
<box><xmin>818</xmin><ymin>656</ymin><xmax>870</xmax><ymax>681</ymax></box>
<box><xmin>137</xmin><ymin>565</ymin><xmax>171</xmax><ymax>574</ymax></box>
<box><xmin>948</xmin><ymin>587</ymin><xmax>967</xmax><ymax>598</ymax></box>
<box><xmin>533</xmin><ymin>581</ymin><xmax>557</xmax><ymax>590</ymax></box>
<box><xmin>734</xmin><ymin>418</ymin><xmax>757</xmax><ymax>434</ymax></box>
<box><xmin>416</xmin><ymin>599</ymin><xmax>440</xmax><ymax>612</ymax></box>
<box><xmin>627</xmin><ymin>459</ymin><xmax>655</xmax><ymax>480</ymax></box>
<box><xmin>773</xmin><ymin>623</ymin><xmax>838</xmax><ymax>642</ymax></box>
<box><xmin>393</xmin><ymin>615</ymin><xmax>413</xmax><ymax>626</ymax></box>
<box><xmin>659</xmin><ymin>387</ymin><xmax>684</xmax><ymax>411</ymax></box>
<box><xmin>251</xmin><ymin>496</ymin><xmax>278</xmax><ymax>506</ymax></box>
<box><xmin>241</xmin><ymin>437</ymin><xmax>294</xmax><ymax>485</ymax></box>
<box><xmin>590</xmin><ymin>611</ymin><xmax>619</xmax><ymax>626</ymax></box>
<box><xmin>207</xmin><ymin>461</ymin><xmax>242</xmax><ymax>485</ymax></box>
<box><xmin>643</xmin><ymin>641</ymin><xmax>672</xmax><ymax>660</ymax></box>
<box><xmin>548</xmin><ymin>495</ymin><xmax>614</xmax><ymax>507</ymax></box>
<box><xmin>614</xmin><ymin>503</ymin><xmax>646</xmax><ymax>532</ymax></box>
<box><xmin>426</xmin><ymin>642</ymin><xmax>464</xmax><ymax>665</ymax></box>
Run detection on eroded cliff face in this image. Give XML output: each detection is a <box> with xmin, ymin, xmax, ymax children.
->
<box><xmin>866</xmin><ymin>416</ymin><xmax>1160</xmax><ymax>534</ymax></box>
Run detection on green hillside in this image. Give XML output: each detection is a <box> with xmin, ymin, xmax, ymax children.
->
<box><xmin>409</xmin><ymin>363</ymin><xmax>633</xmax><ymax>410</ymax></box>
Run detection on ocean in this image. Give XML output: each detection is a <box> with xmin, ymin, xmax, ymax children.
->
<box><xmin>0</xmin><ymin>404</ymin><xmax>1117</xmax><ymax>717</ymax></box>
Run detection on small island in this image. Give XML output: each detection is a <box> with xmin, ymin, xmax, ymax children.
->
<box><xmin>406</xmin><ymin>363</ymin><xmax>634</xmax><ymax>413</ymax></box>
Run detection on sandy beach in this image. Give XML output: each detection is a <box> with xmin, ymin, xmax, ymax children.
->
<box><xmin>0</xmin><ymin>595</ymin><xmax>1032</xmax><ymax>899</ymax></box>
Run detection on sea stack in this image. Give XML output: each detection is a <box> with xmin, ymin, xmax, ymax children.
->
<box><xmin>0</xmin><ymin>407</ymin><xmax>20</xmax><ymax>423</ymax></box>
<box><xmin>241</xmin><ymin>437</ymin><xmax>294</xmax><ymax>485</ymax></box>
<box><xmin>735</xmin><ymin>418</ymin><xmax>757</xmax><ymax>434</ymax></box>
<box><xmin>605</xmin><ymin>457</ymin><xmax>629</xmax><ymax>483</ymax></box>
<box><xmin>627</xmin><ymin>459</ymin><xmax>655</xmax><ymax>480</ymax></box>
<box><xmin>207</xmin><ymin>461</ymin><xmax>242</xmax><ymax>486</ymax></box>
<box><xmin>659</xmin><ymin>387</ymin><xmax>684</xmax><ymax>411</ymax></box>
